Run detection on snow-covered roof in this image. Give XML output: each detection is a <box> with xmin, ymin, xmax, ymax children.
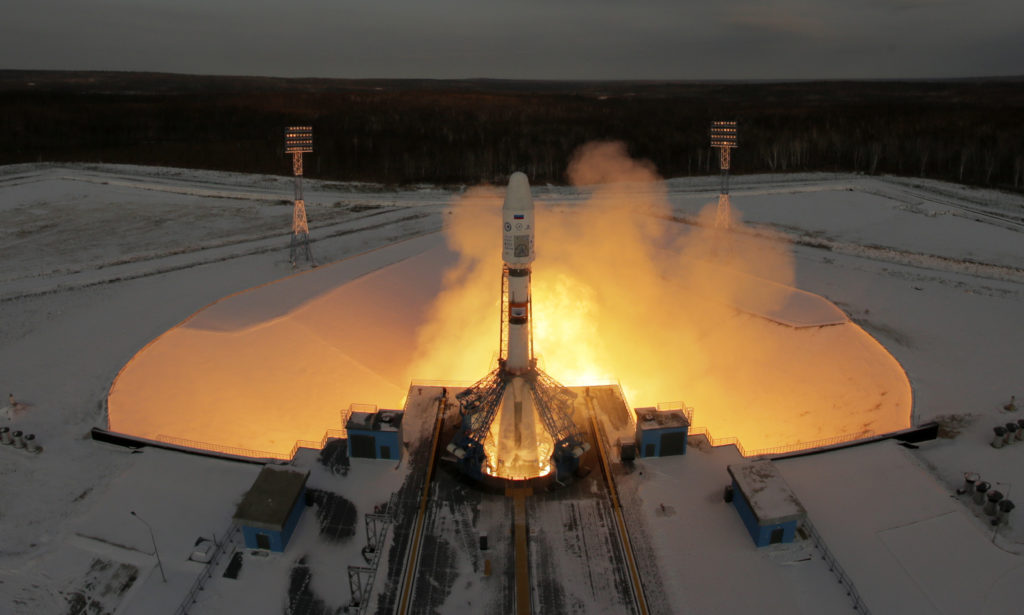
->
<box><xmin>233</xmin><ymin>466</ymin><xmax>309</xmax><ymax>531</ymax></box>
<box><xmin>728</xmin><ymin>460</ymin><xmax>806</xmax><ymax>525</ymax></box>
<box><xmin>345</xmin><ymin>409</ymin><xmax>404</xmax><ymax>432</ymax></box>
<box><xmin>634</xmin><ymin>407</ymin><xmax>690</xmax><ymax>431</ymax></box>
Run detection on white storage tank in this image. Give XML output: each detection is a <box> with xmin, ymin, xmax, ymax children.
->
<box><xmin>974</xmin><ymin>481</ymin><xmax>991</xmax><ymax>506</ymax></box>
<box><xmin>985</xmin><ymin>490</ymin><xmax>1004</xmax><ymax>516</ymax></box>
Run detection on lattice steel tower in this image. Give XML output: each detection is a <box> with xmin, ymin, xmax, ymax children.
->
<box><xmin>285</xmin><ymin>126</ymin><xmax>316</xmax><ymax>267</ymax></box>
<box><xmin>711</xmin><ymin>121</ymin><xmax>738</xmax><ymax>229</ymax></box>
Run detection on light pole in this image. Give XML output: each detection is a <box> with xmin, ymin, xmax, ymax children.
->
<box><xmin>131</xmin><ymin>510</ymin><xmax>167</xmax><ymax>583</ymax></box>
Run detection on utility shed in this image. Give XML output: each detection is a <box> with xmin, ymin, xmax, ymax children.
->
<box><xmin>727</xmin><ymin>461</ymin><xmax>805</xmax><ymax>547</ymax></box>
<box><xmin>346</xmin><ymin>409</ymin><xmax>404</xmax><ymax>460</ymax></box>
<box><xmin>233</xmin><ymin>466</ymin><xmax>309</xmax><ymax>552</ymax></box>
<box><xmin>635</xmin><ymin>407</ymin><xmax>689</xmax><ymax>457</ymax></box>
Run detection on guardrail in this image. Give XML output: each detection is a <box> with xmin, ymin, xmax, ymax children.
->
<box><xmin>656</xmin><ymin>401</ymin><xmax>694</xmax><ymax>424</ymax></box>
<box><xmin>154</xmin><ymin>407</ymin><xmax>352</xmax><ymax>460</ymax></box>
<box><xmin>802</xmin><ymin>517</ymin><xmax>871</xmax><ymax>613</ymax></box>
<box><xmin>287</xmin><ymin>428</ymin><xmax>348</xmax><ymax>460</ymax></box>
<box><xmin>154</xmin><ymin>434</ymin><xmax>288</xmax><ymax>460</ymax></box>
<box><xmin>688</xmin><ymin>426</ymin><xmax>873</xmax><ymax>459</ymax></box>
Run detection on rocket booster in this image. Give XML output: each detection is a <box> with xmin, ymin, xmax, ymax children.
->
<box><xmin>502</xmin><ymin>172</ymin><xmax>535</xmax><ymax>373</ymax></box>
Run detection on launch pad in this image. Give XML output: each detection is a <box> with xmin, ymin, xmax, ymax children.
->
<box><xmin>447</xmin><ymin>362</ymin><xmax>590</xmax><ymax>486</ymax></box>
<box><xmin>391</xmin><ymin>382</ymin><xmax>646</xmax><ymax>614</ymax></box>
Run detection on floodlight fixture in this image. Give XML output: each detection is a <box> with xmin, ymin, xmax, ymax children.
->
<box><xmin>710</xmin><ymin>121</ymin><xmax>738</xmax><ymax>149</ymax></box>
<box><xmin>285</xmin><ymin>125</ymin><xmax>314</xmax><ymax>154</ymax></box>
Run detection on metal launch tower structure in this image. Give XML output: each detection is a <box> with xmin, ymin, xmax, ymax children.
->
<box><xmin>447</xmin><ymin>172</ymin><xmax>589</xmax><ymax>483</ymax></box>
<box><xmin>711</xmin><ymin>120</ymin><xmax>738</xmax><ymax>229</ymax></box>
<box><xmin>285</xmin><ymin>125</ymin><xmax>316</xmax><ymax>267</ymax></box>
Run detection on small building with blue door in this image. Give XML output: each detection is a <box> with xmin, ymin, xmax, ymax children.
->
<box><xmin>727</xmin><ymin>461</ymin><xmax>806</xmax><ymax>547</ymax></box>
<box><xmin>346</xmin><ymin>409</ymin><xmax>404</xmax><ymax>460</ymax></box>
<box><xmin>233</xmin><ymin>466</ymin><xmax>310</xmax><ymax>552</ymax></box>
<box><xmin>634</xmin><ymin>407</ymin><xmax>689</xmax><ymax>457</ymax></box>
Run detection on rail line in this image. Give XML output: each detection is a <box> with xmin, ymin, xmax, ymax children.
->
<box><xmin>396</xmin><ymin>388</ymin><xmax>650</xmax><ymax>615</ymax></box>
<box><xmin>396</xmin><ymin>394</ymin><xmax>449</xmax><ymax>615</ymax></box>
<box><xmin>584</xmin><ymin>390</ymin><xmax>650</xmax><ymax>615</ymax></box>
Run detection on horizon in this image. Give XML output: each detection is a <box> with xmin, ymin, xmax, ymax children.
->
<box><xmin>4</xmin><ymin>1</ymin><xmax>1023</xmax><ymax>81</ymax></box>
<box><xmin>4</xmin><ymin>67</ymin><xmax>1024</xmax><ymax>85</ymax></box>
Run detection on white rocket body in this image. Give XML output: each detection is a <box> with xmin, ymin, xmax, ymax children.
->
<box><xmin>502</xmin><ymin>172</ymin><xmax>535</xmax><ymax>267</ymax></box>
<box><xmin>502</xmin><ymin>172</ymin><xmax>535</xmax><ymax>374</ymax></box>
<box><xmin>494</xmin><ymin>376</ymin><xmax>542</xmax><ymax>473</ymax></box>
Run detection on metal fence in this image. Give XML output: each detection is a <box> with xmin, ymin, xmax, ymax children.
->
<box><xmin>656</xmin><ymin>401</ymin><xmax>695</xmax><ymax>424</ymax></box>
<box><xmin>688</xmin><ymin>426</ymin><xmax>872</xmax><ymax>459</ymax></box>
<box><xmin>174</xmin><ymin>524</ymin><xmax>240</xmax><ymax>615</ymax></box>
<box><xmin>156</xmin><ymin>406</ymin><xmax>351</xmax><ymax>462</ymax></box>
<box><xmin>802</xmin><ymin>517</ymin><xmax>872</xmax><ymax>613</ymax></box>
<box><xmin>154</xmin><ymin>434</ymin><xmax>288</xmax><ymax>460</ymax></box>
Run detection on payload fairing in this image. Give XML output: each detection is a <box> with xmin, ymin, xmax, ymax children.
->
<box><xmin>447</xmin><ymin>173</ymin><xmax>589</xmax><ymax>482</ymax></box>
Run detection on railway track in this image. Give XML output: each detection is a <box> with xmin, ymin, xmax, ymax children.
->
<box><xmin>395</xmin><ymin>387</ymin><xmax>651</xmax><ymax>615</ymax></box>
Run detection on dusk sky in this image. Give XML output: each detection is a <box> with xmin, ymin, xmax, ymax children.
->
<box><xmin>3</xmin><ymin>0</ymin><xmax>1022</xmax><ymax>80</ymax></box>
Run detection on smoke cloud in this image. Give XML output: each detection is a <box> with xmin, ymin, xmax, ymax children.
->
<box><xmin>410</xmin><ymin>141</ymin><xmax>910</xmax><ymax>450</ymax></box>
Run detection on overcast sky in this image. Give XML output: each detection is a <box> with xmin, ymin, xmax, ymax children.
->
<box><xmin>2</xmin><ymin>0</ymin><xmax>1022</xmax><ymax>80</ymax></box>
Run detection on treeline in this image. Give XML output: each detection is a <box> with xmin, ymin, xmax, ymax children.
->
<box><xmin>1</xmin><ymin>71</ymin><xmax>1023</xmax><ymax>190</ymax></box>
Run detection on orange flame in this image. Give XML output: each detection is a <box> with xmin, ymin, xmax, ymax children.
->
<box><xmin>411</xmin><ymin>142</ymin><xmax>911</xmax><ymax>451</ymax></box>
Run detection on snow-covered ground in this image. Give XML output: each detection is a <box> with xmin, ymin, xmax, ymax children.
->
<box><xmin>0</xmin><ymin>163</ymin><xmax>1022</xmax><ymax>613</ymax></box>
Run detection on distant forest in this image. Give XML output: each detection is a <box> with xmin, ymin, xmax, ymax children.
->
<box><xmin>2</xmin><ymin>71</ymin><xmax>1023</xmax><ymax>191</ymax></box>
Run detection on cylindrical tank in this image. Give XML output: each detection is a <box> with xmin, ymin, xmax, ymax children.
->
<box><xmin>961</xmin><ymin>472</ymin><xmax>980</xmax><ymax>495</ymax></box>
<box><xmin>1017</xmin><ymin>419</ymin><xmax>1024</xmax><ymax>441</ymax></box>
<box><xmin>996</xmin><ymin>499</ymin><xmax>1015</xmax><ymax>525</ymax></box>
<box><xmin>992</xmin><ymin>426</ymin><xmax>1006</xmax><ymax>448</ymax></box>
<box><xmin>12</xmin><ymin>430</ymin><xmax>24</xmax><ymax>448</ymax></box>
<box><xmin>985</xmin><ymin>490</ymin><xmax>1004</xmax><ymax>516</ymax></box>
<box><xmin>0</xmin><ymin>426</ymin><xmax>10</xmax><ymax>445</ymax></box>
<box><xmin>974</xmin><ymin>481</ymin><xmax>991</xmax><ymax>505</ymax></box>
<box><xmin>505</xmin><ymin>269</ymin><xmax>531</xmax><ymax>372</ymax></box>
<box><xmin>24</xmin><ymin>433</ymin><xmax>40</xmax><ymax>454</ymax></box>
<box><xmin>1004</xmin><ymin>423</ymin><xmax>1017</xmax><ymax>443</ymax></box>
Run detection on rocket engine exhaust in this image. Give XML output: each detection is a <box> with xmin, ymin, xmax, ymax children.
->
<box><xmin>446</xmin><ymin>172</ymin><xmax>589</xmax><ymax>483</ymax></box>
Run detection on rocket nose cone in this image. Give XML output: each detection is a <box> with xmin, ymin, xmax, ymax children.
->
<box><xmin>504</xmin><ymin>172</ymin><xmax>533</xmax><ymax>212</ymax></box>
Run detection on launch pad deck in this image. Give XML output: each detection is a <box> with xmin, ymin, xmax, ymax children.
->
<box><xmin>371</xmin><ymin>383</ymin><xmax>659</xmax><ymax>615</ymax></box>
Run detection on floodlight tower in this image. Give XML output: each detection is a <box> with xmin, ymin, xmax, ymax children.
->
<box><xmin>285</xmin><ymin>125</ymin><xmax>316</xmax><ymax>267</ymax></box>
<box><xmin>710</xmin><ymin>120</ymin><xmax>738</xmax><ymax>229</ymax></box>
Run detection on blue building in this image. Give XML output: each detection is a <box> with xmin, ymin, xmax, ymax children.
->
<box><xmin>233</xmin><ymin>466</ymin><xmax>310</xmax><ymax>552</ymax></box>
<box><xmin>727</xmin><ymin>461</ymin><xmax>806</xmax><ymax>547</ymax></box>
<box><xmin>346</xmin><ymin>409</ymin><xmax>404</xmax><ymax>460</ymax></box>
<box><xmin>634</xmin><ymin>407</ymin><xmax>689</xmax><ymax>457</ymax></box>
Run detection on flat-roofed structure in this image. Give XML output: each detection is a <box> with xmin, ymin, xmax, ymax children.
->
<box><xmin>346</xmin><ymin>409</ymin><xmax>404</xmax><ymax>460</ymax></box>
<box><xmin>635</xmin><ymin>407</ymin><xmax>690</xmax><ymax>457</ymax></box>
<box><xmin>233</xmin><ymin>466</ymin><xmax>310</xmax><ymax>552</ymax></box>
<box><xmin>728</xmin><ymin>460</ymin><xmax>806</xmax><ymax>547</ymax></box>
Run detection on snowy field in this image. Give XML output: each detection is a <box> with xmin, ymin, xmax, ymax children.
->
<box><xmin>1</xmin><ymin>162</ymin><xmax>1022</xmax><ymax>613</ymax></box>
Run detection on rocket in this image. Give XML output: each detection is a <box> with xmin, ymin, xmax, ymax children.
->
<box><xmin>496</xmin><ymin>172</ymin><xmax>543</xmax><ymax>472</ymax></box>
<box><xmin>447</xmin><ymin>171</ymin><xmax>586</xmax><ymax>482</ymax></box>
<box><xmin>501</xmin><ymin>171</ymin><xmax>535</xmax><ymax>373</ymax></box>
